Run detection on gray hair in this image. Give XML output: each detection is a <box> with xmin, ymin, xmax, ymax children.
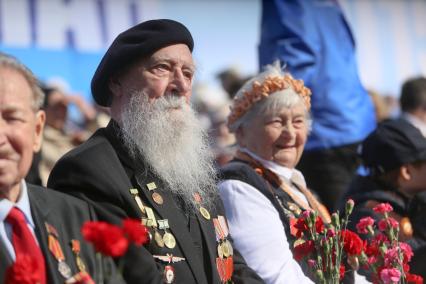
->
<box><xmin>228</xmin><ymin>63</ymin><xmax>312</xmax><ymax>133</ymax></box>
<box><xmin>0</xmin><ymin>52</ymin><xmax>44</xmax><ymax>110</ymax></box>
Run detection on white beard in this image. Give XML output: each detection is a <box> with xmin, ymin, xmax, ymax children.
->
<box><xmin>120</xmin><ymin>92</ymin><xmax>218</xmax><ymax>212</ymax></box>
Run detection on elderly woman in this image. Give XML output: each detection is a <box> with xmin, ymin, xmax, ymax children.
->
<box><xmin>218</xmin><ymin>64</ymin><xmax>330</xmax><ymax>283</ymax></box>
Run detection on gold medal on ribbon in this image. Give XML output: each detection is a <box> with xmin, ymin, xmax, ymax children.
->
<box><xmin>154</xmin><ymin>229</ymin><xmax>165</xmax><ymax>248</ymax></box>
<box><xmin>222</xmin><ymin>241</ymin><xmax>230</xmax><ymax>258</ymax></box>
<box><xmin>163</xmin><ymin>232</ymin><xmax>176</xmax><ymax>249</ymax></box>
<box><xmin>199</xmin><ymin>206</ymin><xmax>211</xmax><ymax>220</ymax></box>
<box><xmin>217</xmin><ymin>243</ymin><xmax>224</xmax><ymax>259</ymax></box>
<box><xmin>71</xmin><ymin>239</ymin><xmax>86</xmax><ymax>272</ymax></box>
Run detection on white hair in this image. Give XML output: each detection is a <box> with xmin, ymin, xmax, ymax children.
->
<box><xmin>228</xmin><ymin>62</ymin><xmax>312</xmax><ymax>133</ymax></box>
<box><xmin>120</xmin><ymin>92</ymin><xmax>218</xmax><ymax>211</ymax></box>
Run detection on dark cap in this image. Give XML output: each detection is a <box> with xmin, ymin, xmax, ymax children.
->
<box><xmin>361</xmin><ymin>118</ymin><xmax>426</xmax><ymax>175</ymax></box>
<box><xmin>91</xmin><ymin>19</ymin><xmax>194</xmax><ymax>106</ymax></box>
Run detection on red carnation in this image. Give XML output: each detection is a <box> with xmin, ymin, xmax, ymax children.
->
<box><xmin>340</xmin><ymin>230</ymin><xmax>363</xmax><ymax>255</ymax></box>
<box><xmin>5</xmin><ymin>255</ymin><xmax>41</xmax><ymax>284</ymax></box>
<box><xmin>293</xmin><ymin>217</ymin><xmax>309</xmax><ymax>238</ymax></box>
<box><xmin>373</xmin><ymin>203</ymin><xmax>393</xmax><ymax>214</ymax></box>
<box><xmin>122</xmin><ymin>218</ymin><xmax>149</xmax><ymax>246</ymax></box>
<box><xmin>339</xmin><ymin>264</ymin><xmax>346</xmax><ymax>281</ymax></box>
<box><xmin>293</xmin><ymin>240</ymin><xmax>315</xmax><ymax>261</ymax></box>
<box><xmin>406</xmin><ymin>273</ymin><xmax>423</xmax><ymax>284</ymax></box>
<box><xmin>315</xmin><ymin>217</ymin><xmax>324</xmax><ymax>234</ymax></box>
<box><xmin>82</xmin><ymin>221</ymin><xmax>129</xmax><ymax>257</ymax></box>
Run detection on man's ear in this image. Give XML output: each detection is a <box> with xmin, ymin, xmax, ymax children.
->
<box><xmin>108</xmin><ymin>76</ymin><xmax>122</xmax><ymax>98</ymax></box>
<box><xmin>399</xmin><ymin>165</ymin><xmax>411</xmax><ymax>181</ymax></box>
<box><xmin>33</xmin><ymin>110</ymin><xmax>45</xmax><ymax>153</ymax></box>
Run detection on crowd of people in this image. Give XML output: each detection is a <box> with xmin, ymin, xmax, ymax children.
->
<box><xmin>1</xmin><ymin>1</ymin><xmax>426</xmax><ymax>284</ymax></box>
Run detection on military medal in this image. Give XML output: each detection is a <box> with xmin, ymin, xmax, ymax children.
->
<box><xmin>400</xmin><ymin>217</ymin><xmax>413</xmax><ymax>238</ymax></box>
<box><xmin>145</xmin><ymin>182</ymin><xmax>164</xmax><ymax>205</ymax></box>
<box><xmin>222</xmin><ymin>241</ymin><xmax>230</xmax><ymax>258</ymax></box>
<box><xmin>130</xmin><ymin>188</ymin><xmax>146</xmax><ymax>214</ymax></box>
<box><xmin>217</xmin><ymin>243</ymin><xmax>224</xmax><ymax>259</ymax></box>
<box><xmin>193</xmin><ymin>193</ymin><xmax>211</xmax><ymax>220</ymax></box>
<box><xmin>153</xmin><ymin>254</ymin><xmax>186</xmax><ymax>284</ymax></box>
<box><xmin>46</xmin><ymin>223</ymin><xmax>72</xmax><ymax>279</ymax></box>
<box><xmin>154</xmin><ymin>229</ymin><xmax>165</xmax><ymax>247</ymax></box>
<box><xmin>152</xmin><ymin>192</ymin><xmax>164</xmax><ymax>205</ymax></box>
<box><xmin>71</xmin><ymin>239</ymin><xmax>86</xmax><ymax>272</ymax></box>
<box><xmin>164</xmin><ymin>265</ymin><xmax>175</xmax><ymax>283</ymax></box>
<box><xmin>199</xmin><ymin>207</ymin><xmax>211</xmax><ymax>220</ymax></box>
<box><xmin>159</xmin><ymin>219</ymin><xmax>176</xmax><ymax>249</ymax></box>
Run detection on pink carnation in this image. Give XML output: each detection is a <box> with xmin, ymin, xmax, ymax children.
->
<box><xmin>400</xmin><ymin>242</ymin><xmax>414</xmax><ymax>263</ymax></box>
<box><xmin>373</xmin><ymin>203</ymin><xmax>393</xmax><ymax>214</ymax></box>
<box><xmin>384</xmin><ymin>248</ymin><xmax>399</xmax><ymax>267</ymax></box>
<box><xmin>378</xmin><ymin>217</ymin><xmax>399</xmax><ymax>231</ymax></box>
<box><xmin>380</xmin><ymin>268</ymin><xmax>401</xmax><ymax>284</ymax></box>
<box><xmin>356</xmin><ymin>217</ymin><xmax>375</xmax><ymax>234</ymax></box>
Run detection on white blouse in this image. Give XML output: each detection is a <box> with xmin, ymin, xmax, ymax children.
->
<box><xmin>218</xmin><ymin>149</ymin><xmax>314</xmax><ymax>284</ymax></box>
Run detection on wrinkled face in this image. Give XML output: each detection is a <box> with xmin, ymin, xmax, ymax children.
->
<box><xmin>0</xmin><ymin>67</ymin><xmax>44</xmax><ymax>196</ymax></box>
<box><xmin>115</xmin><ymin>43</ymin><xmax>195</xmax><ymax>106</ymax></box>
<box><xmin>239</xmin><ymin>102</ymin><xmax>308</xmax><ymax>168</ymax></box>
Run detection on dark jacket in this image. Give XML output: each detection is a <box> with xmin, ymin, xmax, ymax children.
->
<box><xmin>0</xmin><ymin>183</ymin><xmax>122</xmax><ymax>284</ymax></box>
<box><xmin>48</xmin><ymin>120</ymin><xmax>264</xmax><ymax>284</ymax></box>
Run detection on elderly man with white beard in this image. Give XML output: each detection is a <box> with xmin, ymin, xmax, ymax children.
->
<box><xmin>47</xmin><ymin>19</ymin><xmax>264</xmax><ymax>284</ymax></box>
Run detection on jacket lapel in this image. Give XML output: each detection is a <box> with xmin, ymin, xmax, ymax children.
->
<box><xmin>196</xmin><ymin>211</ymin><xmax>220</xmax><ymax>282</ymax></box>
<box><xmin>28</xmin><ymin>184</ymin><xmax>67</xmax><ymax>284</ymax></box>
<box><xmin>134</xmin><ymin>171</ymin><xmax>208</xmax><ymax>284</ymax></box>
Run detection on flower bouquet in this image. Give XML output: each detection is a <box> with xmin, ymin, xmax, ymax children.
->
<box><xmin>356</xmin><ymin>203</ymin><xmax>423</xmax><ymax>284</ymax></box>
<box><xmin>291</xmin><ymin>199</ymin><xmax>363</xmax><ymax>284</ymax></box>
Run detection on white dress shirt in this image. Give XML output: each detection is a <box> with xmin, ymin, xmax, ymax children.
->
<box><xmin>0</xmin><ymin>180</ymin><xmax>38</xmax><ymax>260</ymax></box>
<box><xmin>219</xmin><ymin>149</ymin><xmax>313</xmax><ymax>284</ymax></box>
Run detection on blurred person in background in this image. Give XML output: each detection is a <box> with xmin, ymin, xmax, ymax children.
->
<box><xmin>219</xmin><ymin>63</ymin><xmax>330</xmax><ymax>283</ymax></box>
<box><xmin>342</xmin><ymin>118</ymin><xmax>426</xmax><ymax>279</ymax></box>
<box><xmin>399</xmin><ymin>77</ymin><xmax>426</xmax><ymax>137</ymax></box>
<box><xmin>259</xmin><ymin>0</ymin><xmax>376</xmax><ymax>211</ymax></box>
<box><xmin>39</xmin><ymin>85</ymin><xmax>97</xmax><ymax>185</ymax></box>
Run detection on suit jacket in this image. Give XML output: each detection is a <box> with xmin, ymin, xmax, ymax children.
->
<box><xmin>48</xmin><ymin>120</ymin><xmax>264</xmax><ymax>284</ymax></box>
<box><xmin>0</xmin><ymin>183</ymin><xmax>122</xmax><ymax>284</ymax></box>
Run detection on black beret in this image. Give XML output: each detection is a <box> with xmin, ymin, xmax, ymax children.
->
<box><xmin>91</xmin><ymin>19</ymin><xmax>194</xmax><ymax>106</ymax></box>
<box><xmin>361</xmin><ymin>118</ymin><xmax>426</xmax><ymax>175</ymax></box>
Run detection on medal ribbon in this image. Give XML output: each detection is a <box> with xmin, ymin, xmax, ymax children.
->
<box><xmin>48</xmin><ymin>234</ymin><xmax>65</xmax><ymax>262</ymax></box>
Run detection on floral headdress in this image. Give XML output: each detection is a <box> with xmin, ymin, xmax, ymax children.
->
<box><xmin>227</xmin><ymin>73</ymin><xmax>312</xmax><ymax>129</ymax></box>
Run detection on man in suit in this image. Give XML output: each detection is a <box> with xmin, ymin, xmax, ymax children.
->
<box><xmin>48</xmin><ymin>19</ymin><xmax>263</xmax><ymax>284</ymax></box>
<box><xmin>0</xmin><ymin>53</ymin><xmax>123</xmax><ymax>283</ymax></box>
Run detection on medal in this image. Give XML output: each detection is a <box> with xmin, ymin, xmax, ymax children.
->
<box><xmin>158</xmin><ymin>219</ymin><xmax>176</xmax><ymax>249</ymax></box>
<box><xmin>58</xmin><ymin>261</ymin><xmax>72</xmax><ymax>279</ymax></box>
<box><xmin>130</xmin><ymin>188</ymin><xmax>146</xmax><ymax>214</ymax></box>
<box><xmin>145</xmin><ymin>207</ymin><xmax>158</xmax><ymax>228</ymax></box>
<box><xmin>71</xmin><ymin>239</ymin><xmax>86</xmax><ymax>272</ymax></box>
<box><xmin>154</xmin><ymin>229</ymin><xmax>165</xmax><ymax>248</ymax></box>
<box><xmin>225</xmin><ymin>239</ymin><xmax>233</xmax><ymax>256</ymax></box>
<box><xmin>199</xmin><ymin>207</ymin><xmax>211</xmax><ymax>220</ymax></box>
<box><xmin>222</xmin><ymin>241</ymin><xmax>230</xmax><ymax>258</ymax></box>
<box><xmin>163</xmin><ymin>232</ymin><xmax>176</xmax><ymax>249</ymax></box>
<box><xmin>193</xmin><ymin>193</ymin><xmax>211</xmax><ymax>220</ymax></box>
<box><xmin>152</xmin><ymin>192</ymin><xmax>164</xmax><ymax>205</ymax></box>
<box><xmin>217</xmin><ymin>243</ymin><xmax>224</xmax><ymax>259</ymax></box>
<box><xmin>46</xmin><ymin>223</ymin><xmax>72</xmax><ymax>279</ymax></box>
<box><xmin>164</xmin><ymin>265</ymin><xmax>175</xmax><ymax>283</ymax></box>
<box><xmin>153</xmin><ymin>253</ymin><xmax>185</xmax><ymax>283</ymax></box>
